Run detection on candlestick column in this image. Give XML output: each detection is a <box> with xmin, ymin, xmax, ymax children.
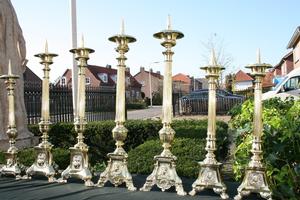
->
<box><xmin>189</xmin><ymin>50</ymin><xmax>228</xmax><ymax>199</ymax></box>
<box><xmin>140</xmin><ymin>16</ymin><xmax>186</xmax><ymax>196</ymax></box>
<box><xmin>26</xmin><ymin>42</ymin><xmax>58</xmax><ymax>181</ymax></box>
<box><xmin>234</xmin><ymin>50</ymin><xmax>272</xmax><ymax>200</ymax></box>
<box><xmin>60</xmin><ymin>40</ymin><xmax>94</xmax><ymax>186</ymax></box>
<box><xmin>97</xmin><ymin>21</ymin><xmax>136</xmax><ymax>191</ymax></box>
<box><xmin>0</xmin><ymin>60</ymin><xmax>21</xmax><ymax>177</ymax></box>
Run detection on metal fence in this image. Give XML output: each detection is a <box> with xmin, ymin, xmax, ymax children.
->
<box><xmin>24</xmin><ymin>82</ymin><xmax>116</xmax><ymax>124</ymax></box>
<box><xmin>179</xmin><ymin>97</ymin><xmax>244</xmax><ymax>115</ymax></box>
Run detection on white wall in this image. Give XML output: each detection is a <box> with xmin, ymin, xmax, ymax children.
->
<box><xmin>235</xmin><ymin>81</ymin><xmax>253</xmax><ymax>91</ymax></box>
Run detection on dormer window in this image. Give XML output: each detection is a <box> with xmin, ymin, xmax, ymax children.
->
<box><xmin>98</xmin><ymin>73</ymin><xmax>108</xmax><ymax>83</ymax></box>
<box><xmin>61</xmin><ymin>77</ymin><xmax>66</xmax><ymax>86</ymax></box>
<box><xmin>111</xmin><ymin>74</ymin><xmax>117</xmax><ymax>83</ymax></box>
<box><xmin>85</xmin><ymin>77</ymin><xmax>91</xmax><ymax>85</ymax></box>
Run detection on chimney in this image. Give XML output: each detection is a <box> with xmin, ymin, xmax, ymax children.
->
<box><xmin>156</xmin><ymin>71</ymin><xmax>160</xmax><ymax>75</ymax></box>
<box><xmin>106</xmin><ymin>64</ymin><xmax>112</xmax><ymax>69</ymax></box>
<box><xmin>140</xmin><ymin>66</ymin><xmax>145</xmax><ymax>72</ymax></box>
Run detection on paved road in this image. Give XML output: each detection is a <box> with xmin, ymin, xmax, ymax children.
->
<box><xmin>127</xmin><ymin>106</ymin><xmax>162</xmax><ymax>120</ymax></box>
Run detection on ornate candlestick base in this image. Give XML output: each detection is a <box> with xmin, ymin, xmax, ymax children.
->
<box><xmin>97</xmin><ymin>150</ymin><xmax>136</xmax><ymax>191</ymax></box>
<box><xmin>234</xmin><ymin>167</ymin><xmax>272</xmax><ymax>200</ymax></box>
<box><xmin>141</xmin><ymin>125</ymin><xmax>186</xmax><ymax>196</ymax></box>
<box><xmin>26</xmin><ymin>146</ymin><xmax>55</xmax><ymax>182</ymax></box>
<box><xmin>189</xmin><ymin>162</ymin><xmax>228</xmax><ymax>199</ymax></box>
<box><xmin>60</xmin><ymin>147</ymin><xmax>93</xmax><ymax>186</ymax></box>
<box><xmin>0</xmin><ymin>152</ymin><xmax>21</xmax><ymax>177</ymax></box>
<box><xmin>97</xmin><ymin>125</ymin><xmax>136</xmax><ymax>191</ymax></box>
<box><xmin>140</xmin><ymin>155</ymin><xmax>186</xmax><ymax>196</ymax></box>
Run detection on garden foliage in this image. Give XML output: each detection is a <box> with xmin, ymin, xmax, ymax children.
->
<box><xmin>230</xmin><ymin>97</ymin><xmax>300</xmax><ymax>199</ymax></box>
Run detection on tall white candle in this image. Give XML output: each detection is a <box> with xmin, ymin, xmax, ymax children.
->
<box><xmin>8</xmin><ymin>59</ymin><xmax>12</xmax><ymax>75</ymax></box>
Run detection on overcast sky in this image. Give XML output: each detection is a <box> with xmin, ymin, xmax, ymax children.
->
<box><xmin>12</xmin><ymin>0</ymin><xmax>300</xmax><ymax>81</ymax></box>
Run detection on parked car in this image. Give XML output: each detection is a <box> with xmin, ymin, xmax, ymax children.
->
<box><xmin>179</xmin><ymin>89</ymin><xmax>245</xmax><ymax>115</ymax></box>
<box><xmin>262</xmin><ymin>67</ymin><xmax>300</xmax><ymax>100</ymax></box>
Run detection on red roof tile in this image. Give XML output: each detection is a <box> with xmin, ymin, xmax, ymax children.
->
<box><xmin>172</xmin><ymin>73</ymin><xmax>191</xmax><ymax>84</ymax></box>
<box><xmin>235</xmin><ymin>70</ymin><xmax>254</xmax><ymax>82</ymax></box>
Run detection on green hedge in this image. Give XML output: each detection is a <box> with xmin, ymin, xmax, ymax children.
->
<box><xmin>26</xmin><ymin>119</ymin><xmax>229</xmax><ymax>168</ymax></box>
<box><xmin>230</xmin><ymin>98</ymin><xmax>300</xmax><ymax>199</ymax></box>
<box><xmin>126</xmin><ymin>102</ymin><xmax>147</xmax><ymax>110</ymax></box>
<box><xmin>0</xmin><ymin>148</ymin><xmax>70</xmax><ymax>169</ymax></box>
<box><xmin>128</xmin><ymin>138</ymin><xmax>206</xmax><ymax>178</ymax></box>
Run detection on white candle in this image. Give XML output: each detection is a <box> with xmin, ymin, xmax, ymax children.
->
<box><xmin>81</xmin><ymin>34</ymin><xmax>84</xmax><ymax>48</ymax></box>
<box><xmin>257</xmin><ymin>48</ymin><xmax>261</xmax><ymax>64</ymax></box>
<box><xmin>121</xmin><ymin>18</ymin><xmax>125</xmax><ymax>35</ymax></box>
<box><xmin>167</xmin><ymin>15</ymin><xmax>171</xmax><ymax>30</ymax></box>
<box><xmin>8</xmin><ymin>59</ymin><xmax>12</xmax><ymax>75</ymax></box>
<box><xmin>45</xmin><ymin>40</ymin><xmax>49</xmax><ymax>54</ymax></box>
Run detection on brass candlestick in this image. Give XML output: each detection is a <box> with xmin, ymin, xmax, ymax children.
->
<box><xmin>140</xmin><ymin>16</ymin><xmax>186</xmax><ymax>196</ymax></box>
<box><xmin>26</xmin><ymin>41</ymin><xmax>58</xmax><ymax>182</ymax></box>
<box><xmin>0</xmin><ymin>60</ymin><xmax>21</xmax><ymax>177</ymax></box>
<box><xmin>234</xmin><ymin>50</ymin><xmax>272</xmax><ymax>200</ymax></box>
<box><xmin>60</xmin><ymin>37</ymin><xmax>94</xmax><ymax>186</ymax></box>
<box><xmin>189</xmin><ymin>50</ymin><xmax>228</xmax><ymax>199</ymax></box>
<box><xmin>97</xmin><ymin>20</ymin><xmax>136</xmax><ymax>191</ymax></box>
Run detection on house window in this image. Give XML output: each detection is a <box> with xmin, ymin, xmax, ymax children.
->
<box><xmin>98</xmin><ymin>73</ymin><xmax>108</xmax><ymax>83</ymax></box>
<box><xmin>61</xmin><ymin>77</ymin><xmax>66</xmax><ymax>86</ymax></box>
<box><xmin>85</xmin><ymin>77</ymin><xmax>91</xmax><ymax>85</ymax></box>
<box><xmin>111</xmin><ymin>75</ymin><xmax>117</xmax><ymax>83</ymax></box>
<box><xmin>126</xmin><ymin>76</ymin><xmax>130</xmax><ymax>85</ymax></box>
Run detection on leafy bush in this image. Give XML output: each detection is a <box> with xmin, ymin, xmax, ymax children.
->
<box><xmin>28</xmin><ymin>119</ymin><xmax>229</xmax><ymax>167</ymax></box>
<box><xmin>126</xmin><ymin>102</ymin><xmax>147</xmax><ymax>110</ymax></box>
<box><xmin>0</xmin><ymin>148</ymin><xmax>69</xmax><ymax>169</ymax></box>
<box><xmin>128</xmin><ymin>138</ymin><xmax>207</xmax><ymax>178</ymax></box>
<box><xmin>230</xmin><ymin>98</ymin><xmax>300</xmax><ymax>199</ymax></box>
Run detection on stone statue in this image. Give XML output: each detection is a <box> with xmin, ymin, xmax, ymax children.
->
<box><xmin>0</xmin><ymin>0</ymin><xmax>34</xmax><ymax>150</ymax></box>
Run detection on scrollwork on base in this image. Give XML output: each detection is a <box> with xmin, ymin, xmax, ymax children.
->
<box><xmin>140</xmin><ymin>155</ymin><xmax>186</xmax><ymax>196</ymax></box>
<box><xmin>189</xmin><ymin>162</ymin><xmax>228</xmax><ymax>199</ymax></box>
<box><xmin>97</xmin><ymin>152</ymin><xmax>136</xmax><ymax>191</ymax></box>
<box><xmin>234</xmin><ymin>167</ymin><xmax>272</xmax><ymax>200</ymax></box>
<box><xmin>0</xmin><ymin>152</ymin><xmax>21</xmax><ymax>178</ymax></box>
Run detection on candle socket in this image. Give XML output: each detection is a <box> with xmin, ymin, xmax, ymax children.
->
<box><xmin>234</xmin><ymin>59</ymin><xmax>272</xmax><ymax>200</ymax></box>
<box><xmin>189</xmin><ymin>57</ymin><xmax>229</xmax><ymax>199</ymax></box>
<box><xmin>97</xmin><ymin>33</ymin><xmax>136</xmax><ymax>191</ymax></box>
<box><xmin>140</xmin><ymin>27</ymin><xmax>186</xmax><ymax>196</ymax></box>
<box><xmin>0</xmin><ymin>64</ymin><xmax>21</xmax><ymax>178</ymax></box>
<box><xmin>26</xmin><ymin>51</ymin><xmax>57</xmax><ymax>182</ymax></box>
<box><xmin>60</xmin><ymin>46</ymin><xmax>94</xmax><ymax>187</ymax></box>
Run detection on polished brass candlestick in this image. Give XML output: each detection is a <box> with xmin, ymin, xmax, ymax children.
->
<box><xmin>60</xmin><ymin>37</ymin><xmax>94</xmax><ymax>186</ymax></box>
<box><xmin>140</xmin><ymin>16</ymin><xmax>186</xmax><ymax>196</ymax></box>
<box><xmin>97</xmin><ymin>20</ymin><xmax>136</xmax><ymax>191</ymax></box>
<box><xmin>189</xmin><ymin>50</ymin><xmax>228</xmax><ymax>199</ymax></box>
<box><xmin>234</xmin><ymin>50</ymin><xmax>272</xmax><ymax>200</ymax></box>
<box><xmin>26</xmin><ymin>42</ymin><xmax>58</xmax><ymax>182</ymax></box>
<box><xmin>0</xmin><ymin>60</ymin><xmax>21</xmax><ymax>177</ymax></box>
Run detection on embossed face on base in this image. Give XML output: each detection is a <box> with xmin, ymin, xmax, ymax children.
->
<box><xmin>72</xmin><ymin>155</ymin><xmax>82</xmax><ymax>169</ymax></box>
<box><xmin>37</xmin><ymin>152</ymin><xmax>46</xmax><ymax>167</ymax></box>
<box><xmin>6</xmin><ymin>158</ymin><xmax>14</xmax><ymax>167</ymax></box>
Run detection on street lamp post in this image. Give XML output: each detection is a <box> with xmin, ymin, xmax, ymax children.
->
<box><xmin>149</xmin><ymin>67</ymin><xmax>152</xmax><ymax>107</ymax></box>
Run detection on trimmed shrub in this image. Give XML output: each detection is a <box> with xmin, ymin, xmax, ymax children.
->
<box><xmin>28</xmin><ymin>119</ymin><xmax>229</xmax><ymax>167</ymax></box>
<box><xmin>0</xmin><ymin>148</ymin><xmax>69</xmax><ymax>169</ymax></box>
<box><xmin>126</xmin><ymin>102</ymin><xmax>147</xmax><ymax>110</ymax></box>
<box><xmin>230</xmin><ymin>98</ymin><xmax>300</xmax><ymax>199</ymax></box>
<box><xmin>128</xmin><ymin>138</ymin><xmax>206</xmax><ymax>178</ymax></box>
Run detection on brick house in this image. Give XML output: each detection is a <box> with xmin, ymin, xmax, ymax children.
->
<box><xmin>172</xmin><ymin>73</ymin><xmax>193</xmax><ymax>95</ymax></box>
<box><xmin>56</xmin><ymin>65</ymin><xmax>142</xmax><ymax>100</ymax></box>
<box><xmin>23</xmin><ymin>66</ymin><xmax>42</xmax><ymax>84</ymax></box>
<box><xmin>287</xmin><ymin>26</ymin><xmax>300</xmax><ymax>69</ymax></box>
<box><xmin>234</xmin><ymin>70</ymin><xmax>254</xmax><ymax>91</ymax></box>
<box><xmin>134</xmin><ymin>67</ymin><xmax>163</xmax><ymax>98</ymax></box>
<box><xmin>234</xmin><ymin>70</ymin><xmax>274</xmax><ymax>91</ymax></box>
